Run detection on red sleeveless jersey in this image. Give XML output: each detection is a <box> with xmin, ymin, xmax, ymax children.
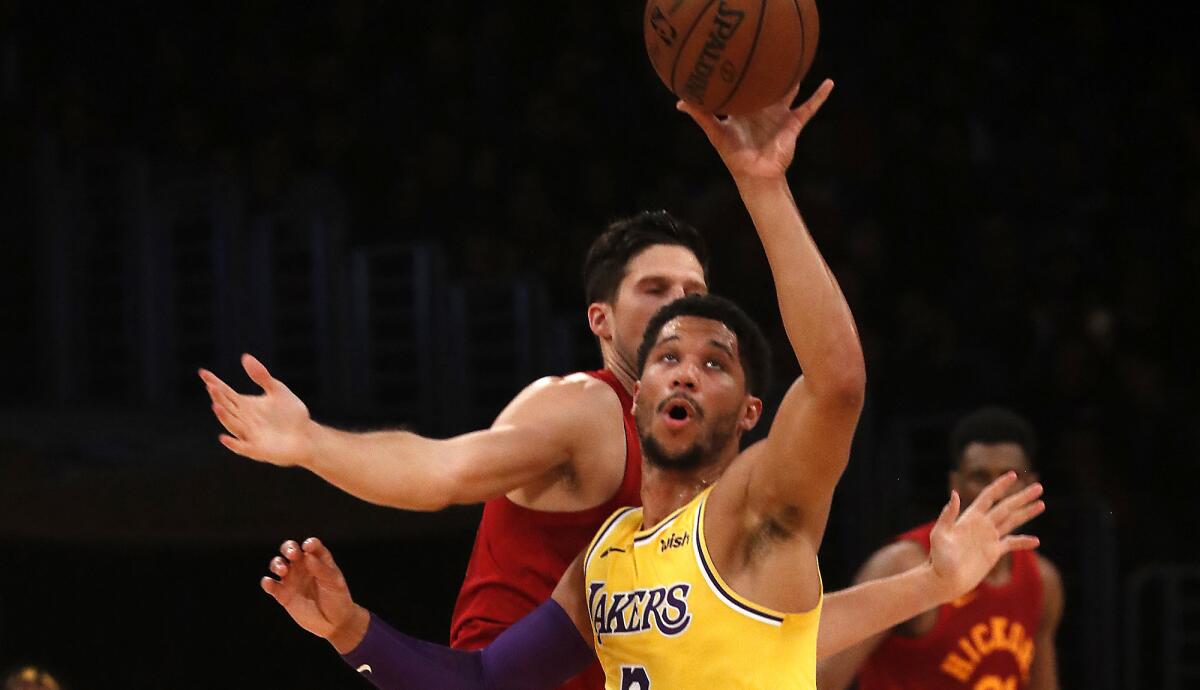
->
<box><xmin>449</xmin><ymin>369</ymin><xmax>642</xmax><ymax>690</ymax></box>
<box><xmin>858</xmin><ymin>521</ymin><xmax>1043</xmax><ymax>690</ymax></box>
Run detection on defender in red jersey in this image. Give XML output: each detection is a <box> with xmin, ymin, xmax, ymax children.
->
<box><xmin>200</xmin><ymin>211</ymin><xmax>709</xmax><ymax>690</ymax></box>
<box><xmin>817</xmin><ymin>407</ymin><xmax>1064</xmax><ymax>690</ymax></box>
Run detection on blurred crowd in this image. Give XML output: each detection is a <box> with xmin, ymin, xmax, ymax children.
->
<box><xmin>3</xmin><ymin>0</ymin><xmax>1197</xmax><ymax>599</ymax></box>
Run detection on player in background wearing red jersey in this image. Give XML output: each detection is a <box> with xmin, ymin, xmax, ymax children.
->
<box><xmin>199</xmin><ymin>209</ymin><xmax>710</xmax><ymax>690</ymax></box>
<box><xmin>816</xmin><ymin>406</ymin><xmax>1063</xmax><ymax>690</ymax></box>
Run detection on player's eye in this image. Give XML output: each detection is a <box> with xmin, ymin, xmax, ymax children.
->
<box><xmin>661</xmin><ymin>352</ymin><xmax>678</xmax><ymax>363</ymax></box>
<box><xmin>706</xmin><ymin>359</ymin><xmax>723</xmax><ymax>370</ymax></box>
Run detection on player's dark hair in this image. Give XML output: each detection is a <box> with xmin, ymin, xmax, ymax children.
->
<box><xmin>636</xmin><ymin>294</ymin><xmax>772</xmax><ymax>396</ymax></box>
<box><xmin>949</xmin><ymin>407</ymin><xmax>1038</xmax><ymax>469</ymax></box>
<box><xmin>582</xmin><ymin>210</ymin><xmax>710</xmax><ymax>305</ymax></box>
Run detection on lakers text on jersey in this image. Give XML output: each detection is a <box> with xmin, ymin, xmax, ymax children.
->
<box><xmin>583</xmin><ymin>487</ymin><xmax>821</xmax><ymax>689</ymax></box>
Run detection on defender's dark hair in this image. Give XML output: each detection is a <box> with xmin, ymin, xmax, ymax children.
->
<box><xmin>636</xmin><ymin>294</ymin><xmax>772</xmax><ymax>396</ymax></box>
<box><xmin>582</xmin><ymin>210</ymin><xmax>710</xmax><ymax>305</ymax></box>
<box><xmin>949</xmin><ymin>407</ymin><xmax>1038</xmax><ymax>469</ymax></box>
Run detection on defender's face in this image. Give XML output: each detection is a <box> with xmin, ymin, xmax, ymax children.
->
<box><xmin>951</xmin><ymin>442</ymin><xmax>1036</xmax><ymax>508</ymax></box>
<box><xmin>634</xmin><ymin>316</ymin><xmax>756</xmax><ymax>469</ymax></box>
<box><xmin>607</xmin><ymin>245</ymin><xmax>706</xmax><ymax>365</ymax></box>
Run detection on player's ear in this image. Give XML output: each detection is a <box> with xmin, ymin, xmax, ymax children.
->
<box><xmin>630</xmin><ymin>381</ymin><xmax>641</xmax><ymax>416</ymax></box>
<box><xmin>588</xmin><ymin>302</ymin><xmax>614</xmax><ymax>340</ymax></box>
<box><xmin>738</xmin><ymin>395</ymin><xmax>763</xmax><ymax>432</ymax></box>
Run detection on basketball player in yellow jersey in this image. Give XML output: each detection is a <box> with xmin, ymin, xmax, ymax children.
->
<box><xmin>259</xmin><ymin>80</ymin><xmax>1046</xmax><ymax>689</ymax></box>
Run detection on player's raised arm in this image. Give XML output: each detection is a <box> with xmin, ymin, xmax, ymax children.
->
<box><xmin>200</xmin><ymin>354</ymin><xmax>616</xmax><ymax>511</ymax></box>
<box><xmin>262</xmin><ymin>538</ymin><xmax>595</xmax><ymax>689</ymax></box>
<box><xmin>679</xmin><ymin>79</ymin><xmax>865</xmax><ymax>540</ymax></box>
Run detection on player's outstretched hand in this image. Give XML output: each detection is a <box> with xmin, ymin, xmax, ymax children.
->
<box><xmin>199</xmin><ymin>353</ymin><xmax>313</xmax><ymax>467</ymax></box>
<box><xmin>261</xmin><ymin>538</ymin><xmax>370</xmax><ymax>654</ymax></box>
<box><xmin>677</xmin><ymin>78</ymin><xmax>834</xmax><ymax>181</ymax></box>
<box><xmin>928</xmin><ymin>472</ymin><xmax>1045</xmax><ymax>601</ymax></box>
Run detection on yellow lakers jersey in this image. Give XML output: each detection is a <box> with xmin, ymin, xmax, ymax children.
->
<box><xmin>583</xmin><ymin>486</ymin><xmax>822</xmax><ymax>689</ymax></box>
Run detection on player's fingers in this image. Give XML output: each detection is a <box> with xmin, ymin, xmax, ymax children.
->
<box><xmin>280</xmin><ymin>540</ymin><xmax>301</xmax><ymax>559</ymax></box>
<box><xmin>242</xmin><ymin>353</ymin><xmax>277</xmax><ymax>392</ymax></box>
<box><xmin>205</xmin><ymin>381</ymin><xmax>242</xmax><ymax>413</ymax></box>
<box><xmin>782</xmin><ymin>79</ymin><xmax>803</xmax><ymax>107</ymax></box>
<box><xmin>677</xmin><ymin>100</ymin><xmax>725</xmax><ymax>144</ymax></box>
<box><xmin>270</xmin><ymin>556</ymin><xmax>289</xmax><ymax>578</ymax></box>
<box><xmin>199</xmin><ymin>369</ymin><xmax>242</xmax><ymax>411</ymax></box>
<box><xmin>1002</xmin><ymin>534</ymin><xmax>1040</xmax><ymax>553</ymax></box>
<box><xmin>219</xmin><ymin>434</ymin><xmax>253</xmax><ymax>457</ymax></box>
<box><xmin>935</xmin><ymin>490</ymin><xmax>960</xmax><ymax>529</ymax></box>
<box><xmin>261</xmin><ymin>576</ymin><xmax>282</xmax><ymax>599</ymax></box>
<box><xmin>302</xmin><ymin>537</ymin><xmax>327</xmax><ymax>558</ymax></box>
<box><xmin>212</xmin><ymin>403</ymin><xmax>249</xmax><ymax>440</ymax></box>
<box><xmin>302</xmin><ymin>538</ymin><xmax>344</xmax><ymax>582</ymax></box>
<box><xmin>989</xmin><ymin>482</ymin><xmax>1043</xmax><ymax>521</ymax></box>
<box><xmin>790</xmin><ymin>78</ymin><xmax>834</xmax><ymax>125</ymax></box>
<box><xmin>967</xmin><ymin>472</ymin><xmax>1017</xmax><ymax>513</ymax></box>
<box><xmin>997</xmin><ymin>500</ymin><xmax>1046</xmax><ymax>536</ymax></box>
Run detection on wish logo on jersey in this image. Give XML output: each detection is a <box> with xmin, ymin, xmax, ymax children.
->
<box><xmin>588</xmin><ymin>581</ymin><xmax>692</xmax><ymax>643</ymax></box>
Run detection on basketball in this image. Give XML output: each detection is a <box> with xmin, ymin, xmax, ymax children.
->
<box><xmin>644</xmin><ymin>0</ymin><xmax>819</xmax><ymax>115</ymax></box>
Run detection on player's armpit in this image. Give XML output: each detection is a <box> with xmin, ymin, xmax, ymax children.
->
<box><xmin>740</xmin><ymin>372</ymin><xmax>863</xmax><ymax>538</ymax></box>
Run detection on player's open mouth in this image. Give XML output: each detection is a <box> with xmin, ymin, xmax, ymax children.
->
<box><xmin>660</xmin><ymin>398</ymin><xmax>699</xmax><ymax>430</ymax></box>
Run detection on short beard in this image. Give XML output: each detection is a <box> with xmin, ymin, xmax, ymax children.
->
<box><xmin>639</xmin><ymin>411</ymin><xmax>740</xmax><ymax>472</ymax></box>
<box><xmin>640</xmin><ymin>433</ymin><xmax>710</xmax><ymax>471</ymax></box>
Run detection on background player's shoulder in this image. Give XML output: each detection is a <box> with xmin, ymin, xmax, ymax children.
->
<box><xmin>561</xmin><ymin>372</ymin><xmax>628</xmax><ymax>407</ymax></box>
<box><xmin>518</xmin><ymin>373</ymin><xmax>609</xmax><ymax>403</ymax></box>
<box><xmin>510</xmin><ymin>374</ymin><xmax>624</xmax><ymax>428</ymax></box>
<box><xmin>1034</xmin><ymin>553</ymin><xmax>1061</xmax><ymax>583</ymax></box>
<box><xmin>1035</xmin><ymin>554</ymin><xmax>1064</xmax><ymax>604</ymax></box>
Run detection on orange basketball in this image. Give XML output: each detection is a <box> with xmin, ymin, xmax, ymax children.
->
<box><xmin>644</xmin><ymin>0</ymin><xmax>819</xmax><ymax>115</ymax></box>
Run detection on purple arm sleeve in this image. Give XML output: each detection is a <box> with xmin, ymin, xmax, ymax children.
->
<box><xmin>340</xmin><ymin>599</ymin><xmax>595</xmax><ymax>690</ymax></box>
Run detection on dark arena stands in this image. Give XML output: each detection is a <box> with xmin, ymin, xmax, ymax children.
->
<box><xmin>0</xmin><ymin>2</ymin><xmax>1196</xmax><ymax>688</ymax></box>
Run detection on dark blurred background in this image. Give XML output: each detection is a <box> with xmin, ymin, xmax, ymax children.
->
<box><xmin>1</xmin><ymin>1</ymin><xmax>1197</xmax><ymax>688</ymax></box>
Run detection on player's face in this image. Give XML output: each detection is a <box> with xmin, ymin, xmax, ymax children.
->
<box><xmin>633</xmin><ymin>316</ymin><xmax>757</xmax><ymax>470</ymax></box>
<box><xmin>608</xmin><ymin>245</ymin><xmax>707</xmax><ymax>366</ymax></box>
<box><xmin>951</xmin><ymin>442</ymin><xmax>1037</xmax><ymax>508</ymax></box>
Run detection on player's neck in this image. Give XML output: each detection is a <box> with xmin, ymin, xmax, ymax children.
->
<box><xmin>599</xmin><ymin>341</ymin><xmax>638</xmax><ymax>395</ymax></box>
<box><xmin>639</xmin><ymin>454</ymin><xmax>734</xmax><ymax>526</ymax></box>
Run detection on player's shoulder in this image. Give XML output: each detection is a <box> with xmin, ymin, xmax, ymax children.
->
<box><xmin>518</xmin><ymin>372</ymin><xmax>619</xmax><ymax>405</ymax></box>
<box><xmin>1032</xmin><ymin>553</ymin><xmax>1065</xmax><ymax>626</ymax></box>
<box><xmin>856</xmin><ymin>539</ymin><xmax>929</xmax><ymax>583</ymax></box>
<box><xmin>507</xmin><ymin>373</ymin><xmax>624</xmax><ymax>427</ymax></box>
<box><xmin>1034</xmin><ymin>554</ymin><xmax>1064</xmax><ymax>598</ymax></box>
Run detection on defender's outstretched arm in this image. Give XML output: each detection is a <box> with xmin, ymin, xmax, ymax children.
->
<box><xmin>202</xmin><ymin>355</ymin><xmax>611</xmax><ymax>510</ymax></box>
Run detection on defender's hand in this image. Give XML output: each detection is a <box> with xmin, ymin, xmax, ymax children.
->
<box><xmin>678</xmin><ymin>78</ymin><xmax>834</xmax><ymax>180</ymax></box>
<box><xmin>199</xmin><ymin>353</ymin><xmax>314</xmax><ymax>467</ymax></box>
<box><xmin>261</xmin><ymin>538</ymin><xmax>370</xmax><ymax>653</ymax></box>
<box><xmin>928</xmin><ymin>472</ymin><xmax>1045</xmax><ymax>601</ymax></box>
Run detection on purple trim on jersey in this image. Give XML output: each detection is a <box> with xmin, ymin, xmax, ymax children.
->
<box><xmin>342</xmin><ymin>599</ymin><xmax>593</xmax><ymax>689</ymax></box>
